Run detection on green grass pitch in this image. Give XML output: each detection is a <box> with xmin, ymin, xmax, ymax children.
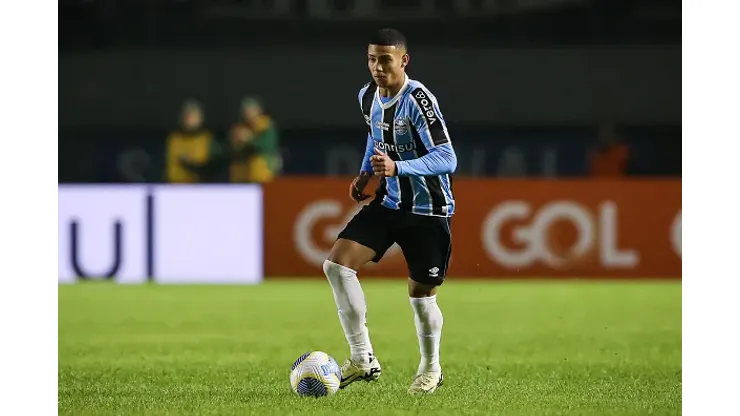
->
<box><xmin>59</xmin><ymin>280</ymin><xmax>681</xmax><ymax>415</ymax></box>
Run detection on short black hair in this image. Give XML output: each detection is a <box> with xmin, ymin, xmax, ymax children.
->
<box><xmin>369</xmin><ymin>28</ymin><xmax>407</xmax><ymax>50</ymax></box>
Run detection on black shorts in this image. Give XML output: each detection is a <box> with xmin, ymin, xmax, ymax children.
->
<box><xmin>337</xmin><ymin>202</ymin><xmax>452</xmax><ymax>286</ymax></box>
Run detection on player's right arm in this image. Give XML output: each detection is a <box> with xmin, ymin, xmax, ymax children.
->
<box><xmin>350</xmin><ymin>83</ymin><xmax>376</xmax><ymax>202</ymax></box>
<box><xmin>394</xmin><ymin>86</ymin><xmax>457</xmax><ymax>177</ymax></box>
<box><xmin>349</xmin><ymin>134</ymin><xmax>374</xmax><ymax>202</ymax></box>
<box><xmin>360</xmin><ymin>133</ymin><xmax>374</xmax><ymax>174</ymax></box>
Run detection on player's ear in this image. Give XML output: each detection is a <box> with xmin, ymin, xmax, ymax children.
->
<box><xmin>401</xmin><ymin>54</ymin><xmax>410</xmax><ymax>68</ymax></box>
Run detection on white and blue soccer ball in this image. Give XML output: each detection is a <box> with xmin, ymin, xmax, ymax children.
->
<box><xmin>289</xmin><ymin>351</ymin><xmax>342</xmax><ymax>397</ymax></box>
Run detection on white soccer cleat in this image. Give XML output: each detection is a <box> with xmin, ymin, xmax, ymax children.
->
<box><xmin>408</xmin><ymin>371</ymin><xmax>444</xmax><ymax>394</ymax></box>
<box><xmin>339</xmin><ymin>356</ymin><xmax>382</xmax><ymax>389</ymax></box>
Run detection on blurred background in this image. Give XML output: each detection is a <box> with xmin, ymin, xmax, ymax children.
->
<box><xmin>58</xmin><ymin>0</ymin><xmax>681</xmax><ymax>282</ymax></box>
<box><xmin>59</xmin><ymin>0</ymin><xmax>680</xmax><ymax>183</ymax></box>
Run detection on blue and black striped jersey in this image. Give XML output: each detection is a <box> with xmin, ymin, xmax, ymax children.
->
<box><xmin>359</xmin><ymin>76</ymin><xmax>457</xmax><ymax>217</ymax></box>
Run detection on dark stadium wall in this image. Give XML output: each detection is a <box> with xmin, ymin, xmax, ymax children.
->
<box><xmin>59</xmin><ymin>46</ymin><xmax>679</xmax><ymax>129</ymax></box>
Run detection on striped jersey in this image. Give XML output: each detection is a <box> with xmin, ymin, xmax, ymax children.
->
<box><xmin>359</xmin><ymin>76</ymin><xmax>457</xmax><ymax>217</ymax></box>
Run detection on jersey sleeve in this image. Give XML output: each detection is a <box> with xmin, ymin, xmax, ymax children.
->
<box><xmin>358</xmin><ymin>82</ymin><xmax>374</xmax><ymax>113</ymax></box>
<box><xmin>360</xmin><ymin>133</ymin><xmax>374</xmax><ymax>174</ymax></box>
<box><xmin>395</xmin><ymin>143</ymin><xmax>457</xmax><ymax>176</ymax></box>
<box><xmin>408</xmin><ymin>87</ymin><xmax>451</xmax><ymax>148</ymax></box>
<box><xmin>357</xmin><ymin>83</ymin><xmax>374</xmax><ymax>174</ymax></box>
<box><xmin>358</xmin><ymin>86</ymin><xmax>368</xmax><ymax>109</ymax></box>
<box><xmin>394</xmin><ymin>86</ymin><xmax>456</xmax><ymax>176</ymax></box>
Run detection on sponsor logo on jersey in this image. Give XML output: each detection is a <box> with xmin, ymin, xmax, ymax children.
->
<box><xmin>375</xmin><ymin>120</ymin><xmax>389</xmax><ymax>131</ymax></box>
<box><xmin>375</xmin><ymin>140</ymin><xmax>416</xmax><ymax>153</ymax></box>
<box><xmin>413</xmin><ymin>90</ymin><xmax>438</xmax><ymax>125</ymax></box>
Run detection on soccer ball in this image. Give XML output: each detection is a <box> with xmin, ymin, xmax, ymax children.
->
<box><xmin>289</xmin><ymin>351</ymin><xmax>342</xmax><ymax>397</ymax></box>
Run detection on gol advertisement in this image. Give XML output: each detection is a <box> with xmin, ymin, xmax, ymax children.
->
<box><xmin>263</xmin><ymin>178</ymin><xmax>681</xmax><ymax>279</ymax></box>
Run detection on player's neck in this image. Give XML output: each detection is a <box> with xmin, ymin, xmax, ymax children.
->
<box><xmin>379</xmin><ymin>75</ymin><xmax>406</xmax><ymax>97</ymax></box>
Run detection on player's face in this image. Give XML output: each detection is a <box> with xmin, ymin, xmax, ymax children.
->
<box><xmin>368</xmin><ymin>44</ymin><xmax>408</xmax><ymax>89</ymax></box>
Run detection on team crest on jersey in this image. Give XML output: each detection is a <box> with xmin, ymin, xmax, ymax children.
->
<box><xmin>394</xmin><ymin>118</ymin><xmax>409</xmax><ymax>135</ymax></box>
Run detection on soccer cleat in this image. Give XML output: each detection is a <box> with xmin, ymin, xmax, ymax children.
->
<box><xmin>339</xmin><ymin>356</ymin><xmax>382</xmax><ymax>389</ymax></box>
<box><xmin>408</xmin><ymin>371</ymin><xmax>444</xmax><ymax>394</ymax></box>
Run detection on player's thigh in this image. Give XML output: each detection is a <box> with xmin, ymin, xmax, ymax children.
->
<box><xmin>327</xmin><ymin>239</ymin><xmax>377</xmax><ymax>272</ymax></box>
<box><xmin>330</xmin><ymin>204</ymin><xmax>395</xmax><ymax>271</ymax></box>
<box><xmin>396</xmin><ymin>216</ymin><xmax>452</xmax><ymax>287</ymax></box>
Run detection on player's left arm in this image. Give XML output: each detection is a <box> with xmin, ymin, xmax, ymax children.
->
<box><xmin>395</xmin><ymin>88</ymin><xmax>457</xmax><ymax>176</ymax></box>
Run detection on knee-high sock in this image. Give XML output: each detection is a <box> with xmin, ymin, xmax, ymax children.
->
<box><xmin>323</xmin><ymin>260</ymin><xmax>374</xmax><ymax>363</ymax></box>
<box><xmin>410</xmin><ymin>295</ymin><xmax>443</xmax><ymax>374</ymax></box>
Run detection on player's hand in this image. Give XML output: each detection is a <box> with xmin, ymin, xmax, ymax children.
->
<box><xmin>349</xmin><ymin>172</ymin><xmax>372</xmax><ymax>203</ymax></box>
<box><xmin>370</xmin><ymin>148</ymin><xmax>397</xmax><ymax>177</ymax></box>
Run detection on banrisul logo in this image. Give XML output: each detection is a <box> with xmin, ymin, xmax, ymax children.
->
<box><xmin>58</xmin><ymin>187</ymin><xmax>155</xmax><ymax>283</ymax></box>
<box><xmin>59</xmin><ymin>185</ymin><xmax>264</xmax><ymax>284</ymax></box>
<box><xmin>67</xmin><ymin>189</ymin><xmax>155</xmax><ymax>280</ymax></box>
<box><xmin>375</xmin><ymin>140</ymin><xmax>416</xmax><ymax>153</ymax></box>
<box><xmin>69</xmin><ymin>220</ymin><xmax>123</xmax><ymax>278</ymax></box>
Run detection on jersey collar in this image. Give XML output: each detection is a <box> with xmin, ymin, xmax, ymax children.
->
<box><xmin>375</xmin><ymin>74</ymin><xmax>410</xmax><ymax>110</ymax></box>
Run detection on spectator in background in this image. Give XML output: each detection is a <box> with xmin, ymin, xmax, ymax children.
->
<box><xmin>227</xmin><ymin>97</ymin><xmax>281</xmax><ymax>183</ymax></box>
<box><xmin>165</xmin><ymin>100</ymin><xmax>222</xmax><ymax>183</ymax></box>
<box><xmin>589</xmin><ymin>122</ymin><xmax>630</xmax><ymax>177</ymax></box>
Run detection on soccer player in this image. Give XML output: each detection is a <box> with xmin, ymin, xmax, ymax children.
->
<box><xmin>322</xmin><ymin>28</ymin><xmax>456</xmax><ymax>394</ymax></box>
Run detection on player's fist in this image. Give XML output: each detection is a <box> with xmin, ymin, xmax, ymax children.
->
<box><xmin>370</xmin><ymin>148</ymin><xmax>397</xmax><ymax>177</ymax></box>
<box><xmin>349</xmin><ymin>172</ymin><xmax>372</xmax><ymax>203</ymax></box>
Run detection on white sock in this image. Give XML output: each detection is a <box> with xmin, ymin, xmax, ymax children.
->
<box><xmin>323</xmin><ymin>260</ymin><xmax>374</xmax><ymax>363</ymax></box>
<box><xmin>410</xmin><ymin>295</ymin><xmax>443</xmax><ymax>374</ymax></box>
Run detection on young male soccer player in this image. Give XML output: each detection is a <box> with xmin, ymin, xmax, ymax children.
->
<box><xmin>322</xmin><ymin>28</ymin><xmax>457</xmax><ymax>394</ymax></box>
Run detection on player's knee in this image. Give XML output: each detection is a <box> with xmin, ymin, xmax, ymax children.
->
<box><xmin>323</xmin><ymin>259</ymin><xmax>360</xmax><ymax>284</ymax></box>
<box><xmin>325</xmin><ymin>253</ymin><xmax>358</xmax><ymax>273</ymax></box>
<box><xmin>408</xmin><ymin>278</ymin><xmax>439</xmax><ymax>298</ymax></box>
<box><xmin>322</xmin><ymin>259</ymin><xmax>333</xmax><ymax>277</ymax></box>
<box><xmin>323</xmin><ymin>260</ymin><xmax>344</xmax><ymax>279</ymax></box>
